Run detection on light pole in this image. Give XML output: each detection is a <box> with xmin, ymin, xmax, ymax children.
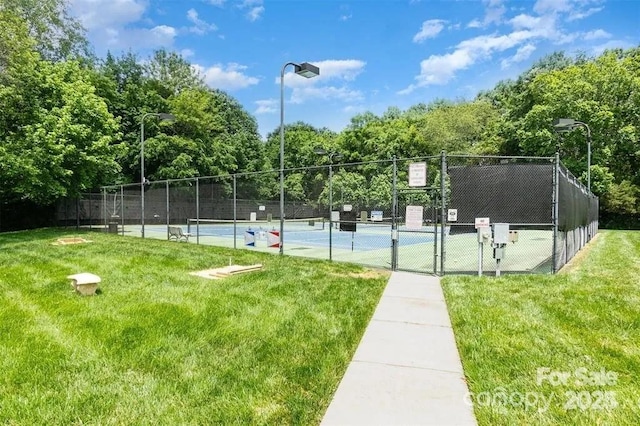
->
<box><xmin>279</xmin><ymin>62</ymin><xmax>319</xmax><ymax>254</ymax></box>
<box><xmin>314</xmin><ymin>147</ymin><xmax>343</xmax><ymax>260</ymax></box>
<box><xmin>552</xmin><ymin>118</ymin><xmax>592</xmax><ymax>193</ymax></box>
<box><xmin>140</xmin><ymin>112</ymin><xmax>175</xmax><ymax>238</ymax></box>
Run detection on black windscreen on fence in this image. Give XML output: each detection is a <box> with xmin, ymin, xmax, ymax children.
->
<box><xmin>448</xmin><ymin>163</ymin><xmax>554</xmax><ymax>224</ymax></box>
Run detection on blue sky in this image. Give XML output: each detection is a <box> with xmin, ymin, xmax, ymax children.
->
<box><xmin>70</xmin><ymin>0</ymin><xmax>639</xmax><ymax>138</ymax></box>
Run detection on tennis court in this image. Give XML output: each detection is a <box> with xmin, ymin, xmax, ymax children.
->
<box><xmin>186</xmin><ymin>218</ymin><xmax>437</xmax><ymax>251</ymax></box>
<box><xmin>88</xmin><ymin>153</ymin><xmax>595</xmax><ymax>275</ymax></box>
<box><xmin>124</xmin><ymin>220</ymin><xmax>553</xmax><ymax>274</ymax></box>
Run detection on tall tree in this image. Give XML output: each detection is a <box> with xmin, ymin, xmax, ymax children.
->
<box><xmin>1</xmin><ymin>0</ymin><xmax>88</xmax><ymax>61</ymax></box>
<box><xmin>146</xmin><ymin>49</ymin><xmax>204</xmax><ymax>97</ymax></box>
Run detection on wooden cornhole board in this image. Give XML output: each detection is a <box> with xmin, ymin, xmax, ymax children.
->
<box><xmin>190</xmin><ymin>264</ymin><xmax>263</xmax><ymax>280</ymax></box>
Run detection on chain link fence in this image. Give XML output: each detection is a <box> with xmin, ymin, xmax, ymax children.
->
<box><xmin>59</xmin><ymin>153</ymin><xmax>597</xmax><ymax>275</ymax></box>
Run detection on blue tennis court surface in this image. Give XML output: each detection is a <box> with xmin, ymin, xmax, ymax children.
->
<box><xmin>188</xmin><ymin>222</ymin><xmax>437</xmax><ymax>252</ymax></box>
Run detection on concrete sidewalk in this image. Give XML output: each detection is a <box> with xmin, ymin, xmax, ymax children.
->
<box><xmin>321</xmin><ymin>271</ymin><xmax>477</xmax><ymax>426</ymax></box>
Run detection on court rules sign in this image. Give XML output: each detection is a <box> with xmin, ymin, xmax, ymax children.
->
<box><xmin>408</xmin><ymin>162</ymin><xmax>427</xmax><ymax>187</ymax></box>
<box><xmin>405</xmin><ymin>205</ymin><xmax>424</xmax><ymax>230</ymax></box>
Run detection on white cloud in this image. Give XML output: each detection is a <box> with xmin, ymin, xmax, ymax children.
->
<box><xmin>70</xmin><ymin>0</ymin><xmax>177</xmax><ymax>52</ymax></box>
<box><xmin>400</xmin><ymin>29</ymin><xmax>542</xmax><ymax>93</ymax></box>
<box><xmin>534</xmin><ymin>0</ymin><xmax>603</xmax><ymax>21</ymax></box>
<box><xmin>194</xmin><ymin>63</ymin><xmax>260</xmax><ymax>90</ymax></box>
<box><xmin>208</xmin><ymin>0</ymin><xmax>225</xmax><ymax>6</ymax></box>
<box><xmin>568</xmin><ymin>7</ymin><xmax>603</xmax><ymax>21</ymax></box>
<box><xmin>255</xmin><ymin>99</ymin><xmax>278</xmax><ymax>115</ymax></box>
<box><xmin>413</xmin><ymin>19</ymin><xmax>447</xmax><ymax>43</ymax></box>
<box><xmin>401</xmin><ymin>0</ymin><xmax>609</xmax><ymax>95</ymax></box>
<box><xmin>467</xmin><ymin>19</ymin><xmax>482</xmax><ymax>28</ymax></box>
<box><xmin>501</xmin><ymin>43</ymin><xmax>536</xmax><ymax>69</ymax></box>
<box><xmin>181</xmin><ymin>48</ymin><xmax>195</xmax><ymax>58</ymax></box>
<box><xmin>247</xmin><ymin>6</ymin><xmax>264</xmax><ymax>21</ymax></box>
<box><xmin>484</xmin><ymin>0</ymin><xmax>507</xmax><ymax>25</ymax></box>
<box><xmin>238</xmin><ymin>0</ymin><xmax>264</xmax><ymax>21</ymax></box>
<box><xmin>290</xmin><ymin>86</ymin><xmax>363</xmax><ymax>104</ymax></box>
<box><xmin>70</xmin><ymin>0</ymin><xmax>146</xmax><ymax>30</ymax></box>
<box><xmin>509</xmin><ymin>13</ymin><xmax>542</xmax><ymax>30</ymax></box>
<box><xmin>583</xmin><ymin>29</ymin><xmax>611</xmax><ymax>40</ymax></box>
<box><xmin>186</xmin><ymin>8</ymin><xmax>217</xmax><ymax>35</ymax></box>
<box><xmin>467</xmin><ymin>0</ymin><xmax>506</xmax><ymax>28</ymax></box>
<box><xmin>101</xmin><ymin>25</ymin><xmax>177</xmax><ymax>50</ymax></box>
<box><xmin>533</xmin><ymin>0</ymin><xmax>572</xmax><ymax>14</ymax></box>
<box><xmin>340</xmin><ymin>14</ymin><xmax>353</xmax><ymax>21</ymax></box>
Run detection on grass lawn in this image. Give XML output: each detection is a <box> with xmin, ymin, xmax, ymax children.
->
<box><xmin>443</xmin><ymin>230</ymin><xmax>640</xmax><ymax>425</ymax></box>
<box><xmin>0</xmin><ymin>228</ymin><xmax>388</xmax><ymax>425</ymax></box>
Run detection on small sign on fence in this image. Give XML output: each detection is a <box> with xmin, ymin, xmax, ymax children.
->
<box><xmin>371</xmin><ymin>210</ymin><xmax>383</xmax><ymax>222</ymax></box>
<box><xmin>409</xmin><ymin>162</ymin><xmax>427</xmax><ymax>187</ymax></box>
<box><xmin>447</xmin><ymin>209</ymin><xmax>458</xmax><ymax>222</ymax></box>
<box><xmin>405</xmin><ymin>205</ymin><xmax>424</xmax><ymax>230</ymax></box>
<box><xmin>474</xmin><ymin>217</ymin><xmax>490</xmax><ymax>228</ymax></box>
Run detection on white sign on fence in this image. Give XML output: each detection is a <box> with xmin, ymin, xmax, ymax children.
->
<box><xmin>409</xmin><ymin>162</ymin><xmax>427</xmax><ymax>187</ymax></box>
<box><xmin>474</xmin><ymin>217</ymin><xmax>490</xmax><ymax>228</ymax></box>
<box><xmin>447</xmin><ymin>209</ymin><xmax>458</xmax><ymax>222</ymax></box>
<box><xmin>371</xmin><ymin>210</ymin><xmax>383</xmax><ymax>222</ymax></box>
<box><xmin>405</xmin><ymin>205</ymin><xmax>424</xmax><ymax>230</ymax></box>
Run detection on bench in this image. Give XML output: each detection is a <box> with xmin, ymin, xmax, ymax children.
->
<box><xmin>67</xmin><ymin>273</ymin><xmax>101</xmax><ymax>296</ymax></box>
<box><xmin>168</xmin><ymin>226</ymin><xmax>191</xmax><ymax>242</ymax></box>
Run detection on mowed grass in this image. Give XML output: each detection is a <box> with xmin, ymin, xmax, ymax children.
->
<box><xmin>0</xmin><ymin>228</ymin><xmax>388</xmax><ymax>425</ymax></box>
<box><xmin>443</xmin><ymin>230</ymin><xmax>640</xmax><ymax>425</ymax></box>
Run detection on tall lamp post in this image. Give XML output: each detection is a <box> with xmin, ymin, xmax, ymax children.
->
<box><xmin>140</xmin><ymin>112</ymin><xmax>175</xmax><ymax>238</ymax></box>
<box><xmin>314</xmin><ymin>147</ymin><xmax>343</xmax><ymax>260</ymax></box>
<box><xmin>552</xmin><ymin>118</ymin><xmax>592</xmax><ymax>193</ymax></box>
<box><xmin>279</xmin><ymin>62</ymin><xmax>319</xmax><ymax>254</ymax></box>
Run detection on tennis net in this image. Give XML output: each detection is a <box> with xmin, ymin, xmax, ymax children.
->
<box><xmin>186</xmin><ymin>217</ymin><xmax>325</xmax><ymax>236</ymax></box>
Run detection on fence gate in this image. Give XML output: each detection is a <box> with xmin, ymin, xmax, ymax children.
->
<box><xmin>395</xmin><ymin>187</ymin><xmax>442</xmax><ymax>274</ymax></box>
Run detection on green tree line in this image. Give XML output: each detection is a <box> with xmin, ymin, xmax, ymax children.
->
<box><xmin>1</xmin><ymin>1</ymin><xmax>638</xmax><ymax>226</ymax></box>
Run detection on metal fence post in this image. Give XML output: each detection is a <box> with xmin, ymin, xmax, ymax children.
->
<box><xmin>76</xmin><ymin>197</ymin><xmax>80</xmax><ymax>230</ymax></box>
<box><xmin>552</xmin><ymin>152</ymin><xmax>560</xmax><ymax>273</ymax></box>
<box><xmin>440</xmin><ymin>151</ymin><xmax>447</xmax><ymax>276</ymax></box>
<box><xmin>166</xmin><ymin>181</ymin><xmax>170</xmax><ymax>241</ymax></box>
<box><xmin>102</xmin><ymin>188</ymin><xmax>107</xmax><ymax>231</ymax></box>
<box><xmin>196</xmin><ymin>177</ymin><xmax>200</xmax><ymax>245</ymax></box>
<box><xmin>120</xmin><ymin>185</ymin><xmax>125</xmax><ymax>236</ymax></box>
<box><xmin>233</xmin><ymin>174</ymin><xmax>237</xmax><ymax>249</ymax></box>
<box><xmin>88</xmin><ymin>193</ymin><xmax>92</xmax><ymax>231</ymax></box>
<box><xmin>391</xmin><ymin>155</ymin><xmax>398</xmax><ymax>270</ymax></box>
